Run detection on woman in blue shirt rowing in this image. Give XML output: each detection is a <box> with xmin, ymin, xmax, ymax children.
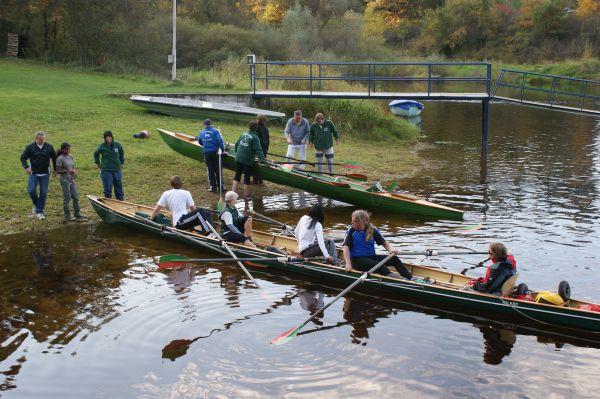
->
<box><xmin>342</xmin><ymin>209</ymin><xmax>412</xmax><ymax>279</ymax></box>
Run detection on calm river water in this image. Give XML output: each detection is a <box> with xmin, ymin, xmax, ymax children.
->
<box><xmin>2</xmin><ymin>102</ymin><xmax>600</xmax><ymax>398</ymax></box>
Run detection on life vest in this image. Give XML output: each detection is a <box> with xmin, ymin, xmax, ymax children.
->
<box><xmin>220</xmin><ymin>205</ymin><xmax>240</xmax><ymax>235</ymax></box>
<box><xmin>474</xmin><ymin>258</ymin><xmax>516</xmax><ymax>294</ymax></box>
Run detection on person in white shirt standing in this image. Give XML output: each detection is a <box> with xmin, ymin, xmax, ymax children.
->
<box><xmin>149</xmin><ymin>175</ymin><xmax>211</xmax><ymax>233</ymax></box>
<box><xmin>295</xmin><ymin>204</ymin><xmax>338</xmax><ymax>264</ymax></box>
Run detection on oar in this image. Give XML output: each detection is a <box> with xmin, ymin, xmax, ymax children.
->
<box><xmin>268</xmin><ymin>159</ymin><xmax>362</xmax><ymax>169</ymax></box>
<box><xmin>271</xmin><ymin>253</ymin><xmax>394</xmax><ymax>345</ymax></box>
<box><xmin>245</xmin><ymin>209</ymin><xmax>296</xmax><ymax>237</ymax></box>
<box><xmin>460</xmin><ymin>258</ymin><xmax>490</xmax><ymax>275</ymax></box>
<box><xmin>217</xmin><ymin>148</ymin><xmax>224</xmax><ymax>212</ymax></box>
<box><xmin>394</xmin><ymin>224</ymin><xmax>484</xmax><ymax>237</ymax></box>
<box><xmin>308</xmin><ymin>171</ymin><xmax>368</xmax><ymax>181</ymax></box>
<box><xmin>332</xmin><ymin>224</ymin><xmax>484</xmax><ymax>242</ymax></box>
<box><xmin>204</xmin><ymin>219</ymin><xmax>262</xmax><ymax>288</ymax></box>
<box><xmin>400</xmin><ymin>250</ymin><xmax>488</xmax><ymax>256</ymax></box>
<box><xmin>158</xmin><ymin>254</ymin><xmax>325</xmax><ymax>268</ymax></box>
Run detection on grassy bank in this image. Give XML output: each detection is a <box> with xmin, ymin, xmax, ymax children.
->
<box><xmin>0</xmin><ymin>58</ymin><xmax>421</xmax><ymax>235</ymax></box>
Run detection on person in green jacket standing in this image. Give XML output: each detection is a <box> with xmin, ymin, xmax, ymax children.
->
<box><xmin>232</xmin><ymin>121</ymin><xmax>265</xmax><ymax>200</ymax></box>
<box><xmin>93</xmin><ymin>130</ymin><xmax>125</xmax><ymax>200</ymax></box>
<box><xmin>309</xmin><ymin>113</ymin><xmax>340</xmax><ymax>174</ymax></box>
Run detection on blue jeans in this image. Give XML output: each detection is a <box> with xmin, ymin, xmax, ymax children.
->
<box><xmin>28</xmin><ymin>174</ymin><xmax>49</xmax><ymax>214</ymax></box>
<box><xmin>100</xmin><ymin>170</ymin><xmax>124</xmax><ymax>200</ymax></box>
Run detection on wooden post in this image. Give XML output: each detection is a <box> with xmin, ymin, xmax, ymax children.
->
<box><xmin>7</xmin><ymin>33</ymin><xmax>18</xmax><ymax>57</ymax></box>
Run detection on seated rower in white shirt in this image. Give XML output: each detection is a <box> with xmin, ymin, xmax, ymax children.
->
<box><xmin>295</xmin><ymin>204</ymin><xmax>338</xmax><ymax>264</ymax></box>
<box><xmin>149</xmin><ymin>175</ymin><xmax>211</xmax><ymax>233</ymax></box>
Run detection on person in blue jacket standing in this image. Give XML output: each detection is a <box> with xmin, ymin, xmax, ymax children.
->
<box><xmin>198</xmin><ymin>119</ymin><xmax>225</xmax><ymax>193</ymax></box>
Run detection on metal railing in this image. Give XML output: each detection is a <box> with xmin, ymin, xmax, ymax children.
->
<box><xmin>249</xmin><ymin>61</ymin><xmax>492</xmax><ymax>98</ymax></box>
<box><xmin>492</xmin><ymin>69</ymin><xmax>600</xmax><ymax>115</ymax></box>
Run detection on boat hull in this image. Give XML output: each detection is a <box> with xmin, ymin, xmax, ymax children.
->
<box><xmin>88</xmin><ymin>195</ymin><xmax>600</xmax><ymax>336</ymax></box>
<box><xmin>130</xmin><ymin>95</ymin><xmax>285</xmax><ymax>124</ymax></box>
<box><xmin>157</xmin><ymin>129</ymin><xmax>464</xmax><ymax>219</ymax></box>
<box><xmin>389</xmin><ymin>100</ymin><xmax>424</xmax><ymax>117</ymax></box>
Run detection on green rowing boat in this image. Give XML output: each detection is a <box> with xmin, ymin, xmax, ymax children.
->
<box><xmin>130</xmin><ymin>95</ymin><xmax>285</xmax><ymax>124</ymax></box>
<box><xmin>88</xmin><ymin>195</ymin><xmax>600</xmax><ymax>336</ymax></box>
<box><xmin>157</xmin><ymin>129</ymin><xmax>464</xmax><ymax>220</ymax></box>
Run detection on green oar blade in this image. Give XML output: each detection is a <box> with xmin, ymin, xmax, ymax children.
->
<box><xmin>346</xmin><ymin>173</ymin><xmax>368</xmax><ymax>181</ymax></box>
<box><xmin>158</xmin><ymin>254</ymin><xmax>190</xmax><ymax>269</ymax></box>
<box><xmin>340</xmin><ymin>161</ymin><xmax>361</xmax><ymax>169</ymax></box>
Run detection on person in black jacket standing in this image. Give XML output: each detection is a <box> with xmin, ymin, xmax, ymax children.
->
<box><xmin>20</xmin><ymin>131</ymin><xmax>56</xmax><ymax>220</ymax></box>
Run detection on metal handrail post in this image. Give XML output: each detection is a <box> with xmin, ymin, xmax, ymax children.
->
<box><xmin>579</xmin><ymin>81</ymin><xmax>587</xmax><ymax>110</ymax></box>
<box><xmin>373</xmin><ymin>64</ymin><xmax>377</xmax><ymax>93</ymax></box>
<box><xmin>428</xmin><ymin>64</ymin><xmax>432</xmax><ymax>95</ymax></box>
<box><xmin>486</xmin><ymin>64</ymin><xmax>491</xmax><ymax>96</ymax></box>
<box><xmin>250</xmin><ymin>64</ymin><xmax>255</xmax><ymax>94</ymax></box>
<box><xmin>310</xmin><ymin>63</ymin><xmax>313</xmax><ymax>95</ymax></box>
<box><xmin>520</xmin><ymin>73</ymin><xmax>527</xmax><ymax>102</ymax></box>
<box><xmin>367</xmin><ymin>64</ymin><xmax>371</xmax><ymax>95</ymax></box>
<box><xmin>549</xmin><ymin>77</ymin><xmax>557</xmax><ymax>106</ymax></box>
<box><xmin>318</xmin><ymin>64</ymin><xmax>322</xmax><ymax>92</ymax></box>
<box><xmin>265</xmin><ymin>63</ymin><xmax>269</xmax><ymax>90</ymax></box>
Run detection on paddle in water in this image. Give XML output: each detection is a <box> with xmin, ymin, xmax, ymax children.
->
<box><xmin>158</xmin><ymin>254</ymin><xmax>325</xmax><ymax>268</ymax></box>
<box><xmin>271</xmin><ymin>253</ymin><xmax>394</xmax><ymax>345</ymax></box>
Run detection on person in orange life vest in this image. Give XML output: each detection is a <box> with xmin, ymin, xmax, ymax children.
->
<box><xmin>471</xmin><ymin>242</ymin><xmax>516</xmax><ymax>293</ymax></box>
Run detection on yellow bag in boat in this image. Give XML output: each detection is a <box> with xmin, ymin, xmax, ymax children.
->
<box><xmin>535</xmin><ymin>291</ymin><xmax>564</xmax><ymax>305</ymax></box>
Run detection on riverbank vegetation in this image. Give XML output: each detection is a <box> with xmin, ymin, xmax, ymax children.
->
<box><xmin>1</xmin><ymin>1</ymin><xmax>599</xmax><ymax>79</ymax></box>
<box><xmin>0</xmin><ymin>59</ymin><xmax>421</xmax><ymax>235</ymax></box>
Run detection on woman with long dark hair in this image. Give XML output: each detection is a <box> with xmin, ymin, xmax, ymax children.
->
<box><xmin>295</xmin><ymin>204</ymin><xmax>337</xmax><ymax>263</ymax></box>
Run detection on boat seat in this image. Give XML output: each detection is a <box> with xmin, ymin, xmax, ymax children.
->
<box><xmin>501</xmin><ymin>273</ymin><xmax>519</xmax><ymax>297</ymax></box>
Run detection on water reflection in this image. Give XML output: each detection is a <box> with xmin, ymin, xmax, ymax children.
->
<box><xmin>0</xmin><ymin>226</ymin><xmax>125</xmax><ymax>391</ymax></box>
<box><xmin>477</xmin><ymin>324</ymin><xmax>516</xmax><ymax>365</ymax></box>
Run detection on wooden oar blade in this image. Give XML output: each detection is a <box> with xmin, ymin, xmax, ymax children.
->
<box><xmin>270</xmin><ymin>326</ymin><xmax>301</xmax><ymax>345</ymax></box>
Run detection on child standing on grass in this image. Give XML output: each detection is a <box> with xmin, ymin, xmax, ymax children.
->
<box><xmin>56</xmin><ymin>142</ymin><xmax>85</xmax><ymax>222</ymax></box>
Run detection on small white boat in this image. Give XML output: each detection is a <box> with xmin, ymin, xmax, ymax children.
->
<box><xmin>389</xmin><ymin>100</ymin><xmax>425</xmax><ymax>117</ymax></box>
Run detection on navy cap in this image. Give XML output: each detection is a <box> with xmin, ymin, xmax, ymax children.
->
<box><xmin>203</xmin><ymin>119</ymin><xmax>212</xmax><ymax>126</ymax></box>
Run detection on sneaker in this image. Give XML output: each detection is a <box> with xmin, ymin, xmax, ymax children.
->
<box><xmin>65</xmin><ymin>216</ymin><xmax>76</xmax><ymax>222</ymax></box>
<box><xmin>37</xmin><ymin>213</ymin><xmax>46</xmax><ymax>220</ymax></box>
<box><xmin>75</xmin><ymin>215</ymin><xmax>88</xmax><ymax>221</ymax></box>
<box><xmin>29</xmin><ymin>207</ymin><xmax>37</xmax><ymax>217</ymax></box>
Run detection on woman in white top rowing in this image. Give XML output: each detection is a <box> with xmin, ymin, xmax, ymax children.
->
<box><xmin>295</xmin><ymin>204</ymin><xmax>338</xmax><ymax>264</ymax></box>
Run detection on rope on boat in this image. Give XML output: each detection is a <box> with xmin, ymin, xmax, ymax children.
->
<box><xmin>507</xmin><ymin>302</ymin><xmax>600</xmax><ymax>334</ymax></box>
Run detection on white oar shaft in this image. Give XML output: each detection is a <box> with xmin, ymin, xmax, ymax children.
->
<box><xmin>205</xmin><ymin>220</ymin><xmax>261</xmax><ymax>288</ymax></box>
<box><xmin>294</xmin><ymin>254</ymin><xmax>395</xmax><ymax>333</ymax></box>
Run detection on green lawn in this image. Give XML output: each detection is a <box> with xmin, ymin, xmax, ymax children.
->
<box><xmin>0</xmin><ymin>58</ymin><xmax>420</xmax><ymax>235</ymax></box>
